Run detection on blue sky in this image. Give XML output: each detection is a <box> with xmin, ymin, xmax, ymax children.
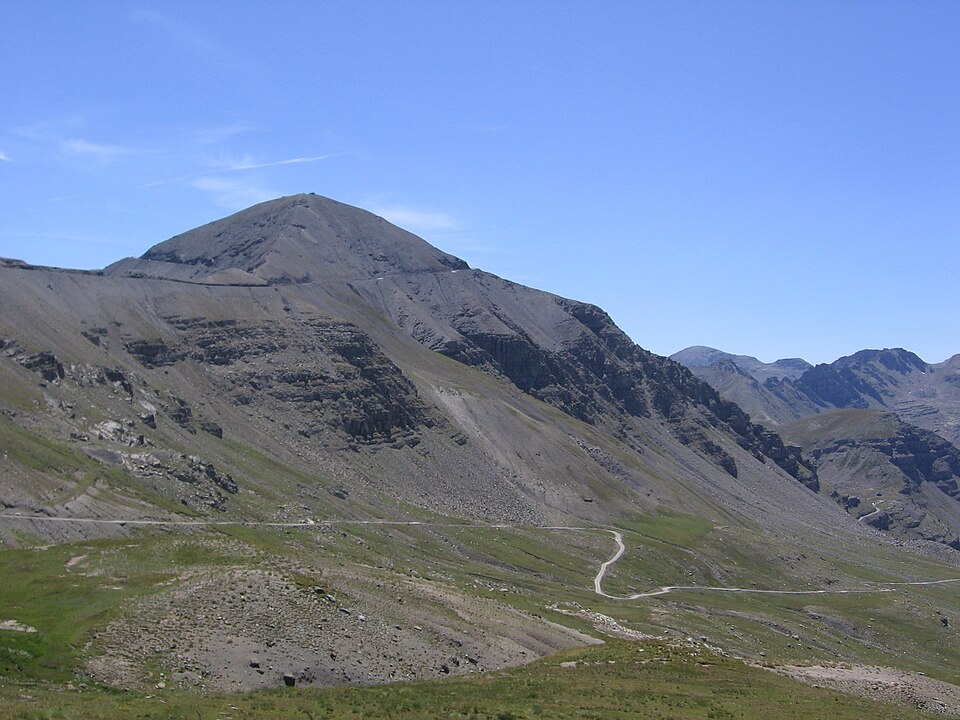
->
<box><xmin>2</xmin><ymin>2</ymin><xmax>958</xmax><ymax>365</ymax></box>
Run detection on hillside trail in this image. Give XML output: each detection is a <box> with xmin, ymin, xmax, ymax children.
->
<box><xmin>1</xmin><ymin>513</ymin><xmax>958</xmax><ymax>599</ymax></box>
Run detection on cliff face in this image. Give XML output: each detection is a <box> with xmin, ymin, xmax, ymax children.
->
<box><xmin>122</xmin><ymin>316</ymin><xmax>434</xmax><ymax>443</ymax></box>
<box><xmin>349</xmin><ymin>268</ymin><xmax>818</xmax><ymax>488</ymax></box>
<box><xmin>792</xmin><ymin>349</ymin><xmax>927</xmax><ymax>409</ymax></box>
<box><xmin>876</xmin><ymin>425</ymin><xmax>960</xmax><ymax>499</ymax></box>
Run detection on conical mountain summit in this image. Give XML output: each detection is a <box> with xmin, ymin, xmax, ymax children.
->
<box><xmin>107</xmin><ymin>194</ymin><xmax>468</xmax><ymax>286</ymax></box>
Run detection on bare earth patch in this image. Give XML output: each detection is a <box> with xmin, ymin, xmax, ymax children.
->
<box><xmin>86</xmin><ymin>563</ymin><xmax>597</xmax><ymax>692</ymax></box>
<box><xmin>775</xmin><ymin>664</ymin><xmax>960</xmax><ymax>717</ymax></box>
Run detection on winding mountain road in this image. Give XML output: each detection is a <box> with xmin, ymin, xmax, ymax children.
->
<box><xmin>858</xmin><ymin>500</ymin><xmax>886</xmax><ymax>522</ymax></box>
<box><xmin>2</xmin><ymin>513</ymin><xmax>958</xmax><ymax>599</ymax></box>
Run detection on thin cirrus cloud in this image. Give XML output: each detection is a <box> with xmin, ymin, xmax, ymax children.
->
<box><xmin>225</xmin><ymin>154</ymin><xmax>346</xmax><ymax>171</ymax></box>
<box><xmin>61</xmin><ymin>138</ymin><xmax>139</xmax><ymax>161</ymax></box>
<box><xmin>141</xmin><ymin>153</ymin><xmax>346</xmax><ymax>188</ymax></box>
<box><xmin>130</xmin><ymin>8</ymin><xmax>253</xmax><ymax>73</ymax></box>
<box><xmin>190</xmin><ymin>124</ymin><xmax>258</xmax><ymax>147</ymax></box>
<box><xmin>8</xmin><ymin>231</ymin><xmax>124</xmax><ymax>247</ymax></box>
<box><xmin>130</xmin><ymin>8</ymin><xmax>220</xmax><ymax>57</ymax></box>
<box><xmin>0</xmin><ymin>150</ymin><xmax>10</xmax><ymax>162</ymax></box>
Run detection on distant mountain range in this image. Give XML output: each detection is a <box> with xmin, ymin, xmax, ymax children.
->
<box><xmin>673</xmin><ymin>345</ymin><xmax>960</xmax><ymax>547</ymax></box>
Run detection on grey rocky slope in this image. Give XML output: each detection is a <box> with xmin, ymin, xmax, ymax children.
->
<box><xmin>780</xmin><ymin>409</ymin><xmax>960</xmax><ymax>549</ymax></box>
<box><xmin>105</xmin><ymin>195</ymin><xmax>817</xmax><ymax>490</ymax></box>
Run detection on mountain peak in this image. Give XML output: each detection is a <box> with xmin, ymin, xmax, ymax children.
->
<box><xmin>670</xmin><ymin>346</ymin><xmax>729</xmax><ymax>367</ymax></box>
<box><xmin>106</xmin><ymin>193</ymin><xmax>468</xmax><ymax>284</ymax></box>
<box><xmin>671</xmin><ymin>346</ymin><xmax>811</xmax><ymax>382</ymax></box>
<box><xmin>836</xmin><ymin>348</ymin><xmax>928</xmax><ymax>374</ymax></box>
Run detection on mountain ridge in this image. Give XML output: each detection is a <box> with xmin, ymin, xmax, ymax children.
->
<box><xmin>673</xmin><ymin>344</ymin><xmax>960</xmax><ymax>446</ymax></box>
<box><xmin>0</xmin><ymin>194</ymin><xmax>836</xmax><ymax>536</ymax></box>
<box><xmin>672</xmin><ymin>345</ymin><xmax>812</xmax><ymax>381</ymax></box>
<box><xmin>106</xmin><ymin>194</ymin><xmax>469</xmax><ymax>286</ymax></box>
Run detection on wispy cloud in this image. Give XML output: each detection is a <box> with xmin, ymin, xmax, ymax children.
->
<box><xmin>141</xmin><ymin>152</ymin><xmax>346</xmax><ymax>188</ymax></box>
<box><xmin>226</xmin><ymin>154</ymin><xmax>345</xmax><ymax>171</ymax></box>
<box><xmin>35</xmin><ymin>193</ymin><xmax>88</xmax><ymax>205</ymax></box>
<box><xmin>370</xmin><ymin>204</ymin><xmax>458</xmax><ymax>232</ymax></box>
<box><xmin>62</xmin><ymin>138</ymin><xmax>138</xmax><ymax>161</ymax></box>
<box><xmin>130</xmin><ymin>8</ymin><xmax>253</xmax><ymax>74</ymax></box>
<box><xmin>14</xmin><ymin>116</ymin><xmax>85</xmax><ymax>142</ymax></box>
<box><xmin>5</xmin><ymin>231</ymin><xmax>123</xmax><ymax>246</ymax></box>
<box><xmin>192</xmin><ymin>176</ymin><xmax>275</xmax><ymax>210</ymax></box>
<box><xmin>0</xmin><ymin>150</ymin><xmax>10</xmax><ymax>162</ymax></box>
<box><xmin>436</xmin><ymin>235</ymin><xmax>510</xmax><ymax>257</ymax></box>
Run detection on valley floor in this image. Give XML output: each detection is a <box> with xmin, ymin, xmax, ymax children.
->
<box><xmin>2</xmin><ymin>511</ymin><xmax>959</xmax><ymax>717</ymax></box>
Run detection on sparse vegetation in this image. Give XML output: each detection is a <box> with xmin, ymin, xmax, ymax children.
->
<box><xmin>1</xmin><ymin>640</ymin><xmax>949</xmax><ymax>719</ymax></box>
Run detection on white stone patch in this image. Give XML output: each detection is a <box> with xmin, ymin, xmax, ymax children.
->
<box><xmin>0</xmin><ymin>619</ymin><xmax>38</xmax><ymax>633</ymax></box>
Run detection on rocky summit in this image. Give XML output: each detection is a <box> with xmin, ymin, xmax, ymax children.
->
<box><xmin>1</xmin><ymin>195</ymin><xmax>958</xmax><ymax>707</ymax></box>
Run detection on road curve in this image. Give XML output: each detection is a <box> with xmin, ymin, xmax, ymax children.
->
<box><xmin>593</xmin><ymin>530</ymin><xmax>626</xmax><ymax>595</ymax></box>
<box><xmin>858</xmin><ymin>500</ymin><xmax>885</xmax><ymax>522</ymax></box>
